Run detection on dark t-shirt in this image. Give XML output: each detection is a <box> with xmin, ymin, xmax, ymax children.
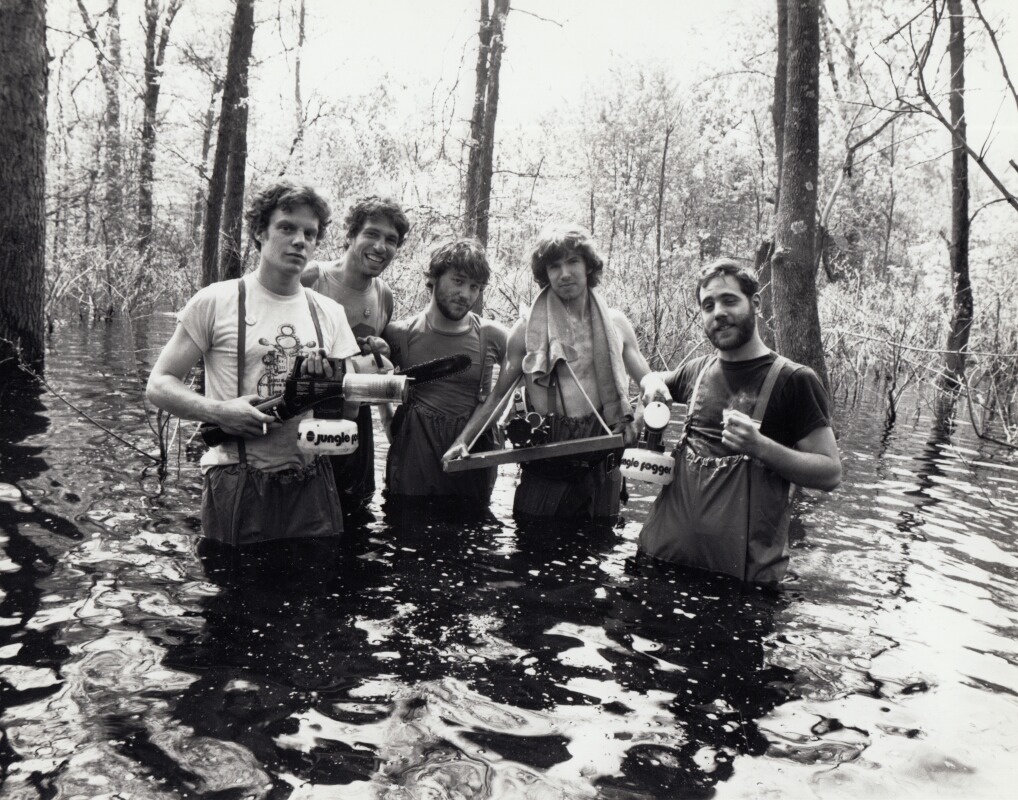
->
<box><xmin>665</xmin><ymin>352</ymin><xmax>831</xmax><ymax>458</ymax></box>
<box><xmin>384</xmin><ymin>313</ymin><xmax>508</xmax><ymax>418</ymax></box>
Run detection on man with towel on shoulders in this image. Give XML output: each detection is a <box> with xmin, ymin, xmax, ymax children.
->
<box><xmin>444</xmin><ymin>224</ymin><xmax>651</xmax><ymax>520</ymax></box>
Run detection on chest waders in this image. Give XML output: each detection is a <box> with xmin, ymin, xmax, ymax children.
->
<box><xmin>638</xmin><ymin>355</ymin><xmax>800</xmax><ymax>583</ymax></box>
<box><xmin>224</xmin><ymin>280</ymin><xmax>328</xmax><ymax>546</ymax></box>
<box><xmin>387</xmin><ymin>315</ymin><xmax>498</xmax><ymax>497</ymax></box>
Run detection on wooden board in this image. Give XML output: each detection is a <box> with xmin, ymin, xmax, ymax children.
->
<box><xmin>443</xmin><ymin>434</ymin><xmax>624</xmax><ymax>473</ymax></box>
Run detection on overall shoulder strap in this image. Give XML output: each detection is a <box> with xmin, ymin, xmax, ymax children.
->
<box><xmin>303</xmin><ymin>289</ymin><xmax>325</xmax><ymax>347</ymax></box>
<box><xmin>236</xmin><ymin>279</ymin><xmax>247</xmax><ymax>465</ymax></box>
<box><xmin>678</xmin><ymin>356</ymin><xmax>716</xmax><ymax>446</ymax></box>
<box><xmin>752</xmin><ymin>354</ymin><xmax>801</xmax><ymax>423</ymax></box>
<box><xmin>475</xmin><ymin>314</ymin><xmax>490</xmax><ymax>400</ymax></box>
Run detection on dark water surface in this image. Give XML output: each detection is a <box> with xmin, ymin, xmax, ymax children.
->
<box><xmin>1</xmin><ymin>315</ymin><xmax>1016</xmax><ymax>799</ymax></box>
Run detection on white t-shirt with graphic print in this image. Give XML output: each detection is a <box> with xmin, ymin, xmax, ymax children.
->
<box><xmin>177</xmin><ymin>273</ymin><xmax>359</xmax><ymax>472</ymax></box>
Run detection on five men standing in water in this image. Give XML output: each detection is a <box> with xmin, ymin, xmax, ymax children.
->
<box><xmin>147</xmin><ymin>181</ymin><xmax>841</xmax><ymax>582</ymax></box>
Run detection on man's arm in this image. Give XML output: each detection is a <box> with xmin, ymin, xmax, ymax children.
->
<box><xmin>145</xmin><ymin>325</ymin><xmax>277</xmax><ymax>438</ymax></box>
<box><xmin>722</xmin><ymin>414</ymin><xmax>842</xmax><ymax>491</ymax></box>
<box><xmin>299</xmin><ymin>262</ymin><xmax>321</xmax><ymax>288</ymax></box>
<box><xmin>611</xmin><ymin>309</ymin><xmax>652</xmax><ymax>387</ymax></box>
<box><xmin>442</xmin><ymin>320</ymin><xmax>526</xmax><ymax>462</ymax></box>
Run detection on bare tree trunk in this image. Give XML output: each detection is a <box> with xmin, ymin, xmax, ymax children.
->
<box><xmin>463</xmin><ymin>0</ymin><xmax>509</xmax><ymax>247</ymax></box>
<box><xmin>77</xmin><ymin>0</ymin><xmax>124</xmax><ymax>258</ymax></box>
<box><xmin>759</xmin><ymin>0</ymin><xmax>789</xmax><ymax>344</ymax></box>
<box><xmin>939</xmin><ymin>0</ymin><xmax>972</xmax><ymax>391</ymax></box>
<box><xmin>201</xmin><ymin>0</ymin><xmax>255</xmax><ymax>286</ymax></box>
<box><xmin>770</xmin><ymin>0</ymin><xmax>829</xmax><ymax>389</ymax></box>
<box><xmin>190</xmin><ymin>76</ymin><xmax>224</xmax><ymax>247</ymax></box>
<box><xmin>138</xmin><ymin>0</ymin><xmax>183</xmax><ymax>261</ymax></box>
<box><xmin>220</xmin><ymin>77</ymin><xmax>251</xmax><ymax>281</ymax></box>
<box><xmin>464</xmin><ymin>0</ymin><xmax>492</xmax><ymax>238</ymax></box>
<box><xmin>291</xmin><ymin>0</ymin><xmax>306</xmax><ymax>171</ymax></box>
<box><xmin>0</xmin><ymin>0</ymin><xmax>47</xmax><ymax>376</ymax></box>
<box><xmin>652</xmin><ymin>123</ymin><xmax>673</xmax><ymax>367</ymax></box>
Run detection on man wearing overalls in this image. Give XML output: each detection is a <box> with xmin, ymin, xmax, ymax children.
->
<box><xmin>146</xmin><ymin>181</ymin><xmax>388</xmax><ymax>554</ymax></box>
<box><xmin>639</xmin><ymin>259</ymin><xmax>842</xmax><ymax>583</ymax></box>
<box><xmin>383</xmin><ymin>238</ymin><xmax>508</xmax><ymax>502</ymax></box>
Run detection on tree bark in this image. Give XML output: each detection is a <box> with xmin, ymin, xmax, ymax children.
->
<box><xmin>770</xmin><ymin>0</ymin><xmax>829</xmax><ymax>390</ymax></box>
<box><xmin>0</xmin><ymin>0</ymin><xmax>47</xmax><ymax>376</ymax></box>
<box><xmin>77</xmin><ymin>0</ymin><xmax>124</xmax><ymax>256</ymax></box>
<box><xmin>464</xmin><ymin>0</ymin><xmax>492</xmax><ymax>239</ymax></box>
<box><xmin>201</xmin><ymin>0</ymin><xmax>255</xmax><ymax>286</ymax></box>
<box><xmin>939</xmin><ymin>0</ymin><xmax>972</xmax><ymax>391</ymax></box>
<box><xmin>219</xmin><ymin>73</ymin><xmax>252</xmax><ymax>281</ymax></box>
<box><xmin>463</xmin><ymin>0</ymin><xmax>509</xmax><ymax>247</ymax></box>
<box><xmin>138</xmin><ymin>0</ymin><xmax>182</xmax><ymax>260</ymax></box>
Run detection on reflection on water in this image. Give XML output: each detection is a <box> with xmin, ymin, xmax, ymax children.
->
<box><xmin>1</xmin><ymin>316</ymin><xmax>1017</xmax><ymax>799</ymax></box>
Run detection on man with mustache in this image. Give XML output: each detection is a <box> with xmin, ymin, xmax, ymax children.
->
<box><xmin>638</xmin><ymin>259</ymin><xmax>842</xmax><ymax>583</ymax></box>
<box><xmin>445</xmin><ymin>225</ymin><xmax>650</xmax><ymax>521</ymax></box>
<box><xmin>383</xmin><ymin>239</ymin><xmax>507</xmax><ymax>501</ymax></box>
<box><xmin>301</xmin><ymin>196</ymin><xmax>410</xmax><ymax>513</ymax></box>
<box><xmin>147</xmin><ymin>180</ymin><xmax>384</xmax><ymax>548</ymax></box>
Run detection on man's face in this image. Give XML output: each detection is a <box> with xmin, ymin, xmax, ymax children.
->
<box><xmin>545</xmin><ymin>250</ymin><xmax>589</xmax><ymax>302</ymax></box>
<box><xmin>347</xmin><ymin>215</ymin><xmax>400</xmax><ymax>279</ymax></box>
<box><xmin>257</xmin><ymin>204</ymin><xmax>320</xmax><ymax>278</ymax></box>
<box><xmin>434</xmin><ymin>269</ymin><xmax>483</xmax><ymax>321</ymax></box>
<box><xmin>699</xmin><ymin>274</ymin><xmax>758</xmax><ymax>351</ymax></box>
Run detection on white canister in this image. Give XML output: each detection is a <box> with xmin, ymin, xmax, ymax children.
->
<box><xmin>297</xmin><ymin>418</ymin><xmax>360</xmax><ymax>454</ymax></box>
<box><xmin>620</xmin><ymin>449</ymin><xmax>675</xmax><ymax>485</ymax></box>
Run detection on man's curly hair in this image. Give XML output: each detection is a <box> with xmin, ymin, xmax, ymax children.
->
<box><xmin>425</xmin><ymin>238</ymin><xmax>490</xmax><ymax>289</ymax></box>
<box><xmin>245</xmin><ymin>180</ymin><xmax>332</xmax><ymax>251</ymax></box>
<box><xmin>529</xmin><ymin>224</ymin><xmax>604</xmax><ymax>289</ymax></box>
<box><xmin>342</xmin><ymin>196</ymin><xmax>410</xmax><ymax>248</ymax></box>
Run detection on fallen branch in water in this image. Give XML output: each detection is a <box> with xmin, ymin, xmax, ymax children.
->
<box><xmin>2</xmin><ymin>338</ymin><xmax>162</xmax><ymax>464</ymax></box>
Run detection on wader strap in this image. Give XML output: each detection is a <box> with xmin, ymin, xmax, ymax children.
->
<box><xmin>236</xmin><ymin>279</ymin><xmax>248</xmax><ymax>467</ymax></box>
<box><xmin>476</xmin><ymin>315</ymin><xmax>489</xmax><ymax>401</ymax></box>
<box><xmin>679</xmin><ymin>356</ymin><xmax>717</xmax><ymax>448</ymax></box>
<box><xmin>752</xmin><ymin>354</ymin><xmax>792</xmax><ymax>424</ymax></box>
<box><xmin>304</xmin><ymin>289</ymin><xmax>325</xmax><ymax>346</ymax></box>
<box><xmin>232</xmin><ymin>279</ymin><xmax>249</xmax><ymax>548</ymax></box>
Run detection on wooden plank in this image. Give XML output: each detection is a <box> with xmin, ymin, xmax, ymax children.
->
<box><xmin>443</xmin><ymin>434</ymin><xmax>624</xmax><ymax>473</ymax></box>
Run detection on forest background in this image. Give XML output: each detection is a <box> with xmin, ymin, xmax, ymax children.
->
<box><xmin>2</xmin><ymin>0</ymin><xmax>1017</xmax><ymax>444</ymax></box>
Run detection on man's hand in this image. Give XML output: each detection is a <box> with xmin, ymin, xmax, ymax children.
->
<box><xmin>215</xmin><ymin>395</ymin><xmax>279</xmax><ymax>438</ymax></box>
<box><xmin>357</xmin><ymin>336</ymin><xmax>391</xmax><ymax>361</ymax></box>
<box><xmin>640</xmin><ymin>372</ymin><xmax>672</xmax><ymax>406</ymax></box>
<box><xmin>720</xmin><ymin>409</ymin><xmax>762</xmax><ymax>457</ymax></box>
<box><xmin>299</xmin><ymin>348</ymin><xmax>336</xmax><ymax>379</ymax></box>
<box><xmin>612</xmin><ymin>418</ymin><xmax>639</xmax><ymax>447</ymax></box>
<box><xmin>442</xmin><ymin>441</ymin><xmax>470</xmax><ymax>463</ymax></box>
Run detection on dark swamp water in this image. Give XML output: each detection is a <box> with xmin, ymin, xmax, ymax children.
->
<box><xmin>1</xmin><ymin>314</ymin><xmax>1017</xmax><ymax>800</ymax></box>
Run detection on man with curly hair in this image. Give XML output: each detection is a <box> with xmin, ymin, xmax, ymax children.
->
<box><xmin>445</xmin><ymin>224</ymin><xmax>651</xmax><ymax>521</ymax></box>
<box><xmin>301</xmin><ymin>196</ymin><xmax>410</xmax><ymax>513</ymax></box>
<box><xmin>147</xmin><ymin>180</ymin><xmax>388</xmax><ymax>550</ymax></box>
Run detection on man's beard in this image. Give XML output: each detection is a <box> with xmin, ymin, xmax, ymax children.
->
<box><xmin>436</xmin><ymin>294</ymin><xmax>471</xmax><ymax>321</ymax></box>
<box><xmin>707</xmin><ymin>314</ymin><xmax>755</xmax><ymax>350</ymax></box>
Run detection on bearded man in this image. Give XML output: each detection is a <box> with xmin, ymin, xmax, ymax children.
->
<box><xmin>638</xmin><ymin>259</ymin><xmax>841</xmax><ymax>583</ymax></box>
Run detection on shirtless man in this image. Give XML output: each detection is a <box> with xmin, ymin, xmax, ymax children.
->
<box><xmin>301</xmin><ymin>196</ymin><xmax>410</xmax><ymax>512</ymax></box>
<box><xmin>444</xmin><ymin>225</ymin><xmax>651</xmax><ymax>520</ymax></box>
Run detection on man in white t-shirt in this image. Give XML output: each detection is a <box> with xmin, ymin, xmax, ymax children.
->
<box><xmin>147</xmin><ymin>180</ymin><xmax>387</xmax><ymax>548</ymax></box>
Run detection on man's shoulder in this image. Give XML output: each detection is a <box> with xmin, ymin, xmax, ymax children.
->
<box><xmin>387</xmin><ymin>311</ymin><xmax>423</xmax><ymax>329</ymax></box>
<box><xmin>183</xmin><ymin>277</ymin><xmax>239</xmax><ymax>309</ymax></box>
<box><xmin>473</xmin><ymin>313</ymin><xmax>508</xmax><ymax>336</ymax></box>
<box><xmin>306</xmin><ymin>287</ymin><xmax>345</xmax><ymax>316</ymax></box>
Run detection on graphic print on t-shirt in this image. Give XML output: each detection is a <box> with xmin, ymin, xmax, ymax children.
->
<box><xmin>256</xmin><ymin>323</ymin><xmax>320</xmax><ymax>397</ymax></box>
